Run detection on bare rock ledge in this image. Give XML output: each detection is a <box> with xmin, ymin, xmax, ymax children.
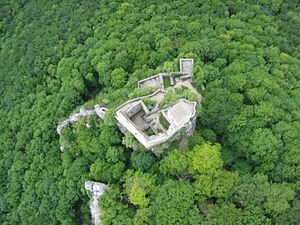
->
<box><xmin>85</xmin><ymin>181</ymin><xmax>108</xmax><ymax>225</ymax></box>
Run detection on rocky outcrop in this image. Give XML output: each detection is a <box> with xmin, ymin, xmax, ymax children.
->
<box><xmin>57</xmin><ymin>105</ymin><xmax>108</xmax><ymax>135</ymax></box>
<box><xmin>85</xmin><ymin>181</ymin><xmax>108</xmax><ymax>225</ymax></box>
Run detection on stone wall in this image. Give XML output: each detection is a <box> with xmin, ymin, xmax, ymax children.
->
<box><xmin>57</xmin><ymin>105</ymin><xmax>108</xmax><ymax>151</ymax></box>
<box><xmin>57</xmin><ymin>105</ymin><xmax>107</xmax><ymax>135</ymax></box>
<box><xmin>126</xmin><ymin>102</ymin><xmax>143</xmax><ymax>118</ymax></box>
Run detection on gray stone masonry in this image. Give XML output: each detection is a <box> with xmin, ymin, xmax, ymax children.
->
<box><xmin>115</xmin><ymin>58</ymin><xmax>201</xmax><ymax>150</ymax></box>
<box><xmin>57</xmin><ymin>105</ymin><xmax>108</xmax><ymax>151</ymax></box>
<box><xmin>180</xmin><ymin>58</ymin><xmax>194</xmax><ymax>77</ymax></box>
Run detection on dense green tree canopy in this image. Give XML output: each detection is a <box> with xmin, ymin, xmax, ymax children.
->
<box><xmin>151</xmin><ymin>180</ymin><xmax>201</xmax><ymax>225</ymax></box>
<box><xmin>0</xmin><ymin>0</ymin><xmax>299</xmax><ymax>224</ymax></box>
<box><xmin>188</xmin><ymin>143</ymin><xmax>223</xmax><ymax>175</ymax></box>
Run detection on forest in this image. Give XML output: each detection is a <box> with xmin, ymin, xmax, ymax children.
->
<box><xmin>0</xmin><ymin>0</ymin><xmax>299</xmax><ymax>224</ymax></box>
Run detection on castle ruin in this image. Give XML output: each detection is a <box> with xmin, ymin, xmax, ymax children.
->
<box><xmin>115</xmin><ymin>58</ymin><xmax>200</xmax><ymax>150</ymax></box>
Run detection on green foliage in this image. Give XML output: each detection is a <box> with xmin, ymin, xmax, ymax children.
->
<box><xmin>143</xmin><ymin>98</ymin><xmax>156</xmax><ymax>108</ymax></box>
<box><xmin>0</xmin><ymin>0</ymin><xmax>299</xmax><ymax>224</ymax></box>
<box><xmin>202</xmin><ymin>88</ymin><xmax>244</xmax><ymax>135</ymax></box>
<box><xmin>125</xmin><ymin>171</ymin><xmax>156</xmax><ymax>207</ymax></box>
<box><xmin>211</xmin><ymin>171</ymin><xmax>239</xmax><ymax>199</ymax></box>
<box><xmin>276</xmin><ymin>199</ymin><xmax>300</xmax><ymax>225</ymax></box>
<box><xmin>231</xmin><ymin>174</ymin><xmax>295</xmax><ymax>218</ymax></box>
<box><xmin>159</xmin><ymin>88</ymin><xmax>198</xmax><ymax>107</ymax></box>
<box><xmin>193</xmin><ymin>161</ymin><xmax>239</xmax><ymax>202</ymax></box>
<box><xmin>130</xmin><ymin>150</ymin><xmax>157</xmax><ymax>172</ymax></box>
<box><xmin>160</xmin><ymin>61</ymin><xmax>177</xmax><ymax>72</ymax></box>
<box><xmin>187</xmin><ymin>132</ymin><xmax>205</xmax><ymax>149</ymax></box>
<box><xmin>188</xmin><ymin>143</ymin><xmax>223</xmax><ymax>175</ymax></box>
<box><xmin>122</xmin><ymin>132</ymin><xmax>139</xmax><ymax>150</ymax></box>
<box><xmin>202</xmin><ymin>203</ymin><xmax>272</xmax><ymax>225</ymax></box>
<box><xmin>194</xmin><ymin>65</ymin><xmax>205</xmax><ymax>86</ymax></box>
<box><xmin>194</xmin><ymin>175</ymin><xmax>213</xmax><ymax>201</ymax></box>
<box><xmin>128</xmin><ymin>87</ymin><xmax>156</xmax><ymax>99</ymax></box>
<box><xmin>106</xmin><ymin>146</ymin><xmax>125</xmax><ymax>163</ymax></box>
<box><xmin>159</xmin><ymin>114</ymin><xmax>170</xmax><ymax>130</ymax></box>
<box><xmin>159</xmin><ymin>148</ymin><xmax>188</xmax><ymax>176</ymax></box>
<box><xmin>159</xmin><ymin>91</ymin><xmax>177</xmax><ymax>107</ymax></box>
<box><xmin>263</xmin><ymin>183</ymin><xmax>295</xmax><ymax>216</ymax></box>
<box><xmin>180</xmin><ymin>89</ymin><xmax>198</xmax><ymax>102</ymax></box>
<box><xmin>163</xmin><ymin>76</ymin><xmax>171</xmax><ymax>88</ymax></box>
<box><xmin>100</xmin><ymin>187</ymin><xmax>134</xmax><ymax>225</ymax></box>
<box><xmin>202</xmin><ymin>203</ymin><xmax>243</xmax><ymax>225</ymax></box>
<box><xmin>90</xmin><ymin>159</ymin><xmax>125</xmax><ymax>183</ymax></box>
<box><xmin>111</xmin><ymin>68</ymin><xmax>128</xmax><ymax>89</ymax></box>
<box><xmin>133</xmin><ymin>208</ymin><xmax>152</xmax><ymax>225</ymax></box>
<box><xmin>151</xmin><ymin>180</ymin><xmax>201</xmax><ymax>225</ymax></box>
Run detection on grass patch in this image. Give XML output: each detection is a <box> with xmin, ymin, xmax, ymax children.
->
<box><xmin>159</xmin><ymin>113</ymin><xmax>170</xmax><ymax>130</ymax></box>
<box><xmin>170</xmin><ymin>72</ymin><xmax>183</xmax><ymax>77</ymax></box>
<box><xmin>159</xmin><ymin>91</ymin><xmax>177</xmax><ymax>107</ymax></box>
<box><xmin>163</xmin><ymin>76</ymin><xmax>171</xmax><ymax>88</ymax></box>
<box><xmin>143</xmin><ymin>98</ymin><xmax>157</xmax><ymax>108</ymax></box>
<box><xmin>145</xmin><ymin>127</ymin><xmax>155</xmax><ymax>136</ymax></box>
<box><xmin>128</xmin><ymin>86</ymin><xmax>156</xmax><ymax>99</ymax></box>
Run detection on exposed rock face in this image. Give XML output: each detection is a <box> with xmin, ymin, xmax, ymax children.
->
<box><xmin>85</xmin><ymin>181</ymin><xmax>108</xmax><ymax>225</ymax></box>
